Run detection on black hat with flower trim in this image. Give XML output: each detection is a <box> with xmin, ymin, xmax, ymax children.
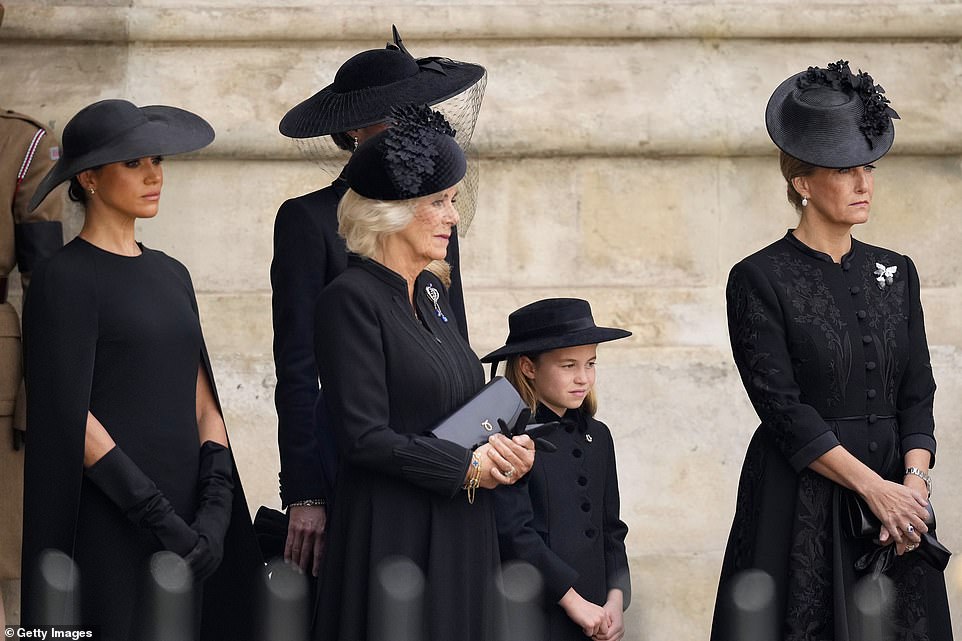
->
<box><xmin>279</xmin><ymin>26</ymin><xmax>485</xmax><ymax>139</ymax></box>
<box><xmin>344</xmin><ymin>104</ymin><xmax>466</xmax><ymax>201</ymax></box>
<box><xmin>480</xmin><ymin>298</ymin><xmax>631</xmax><ymax>365</ymax></box>
<box><xmin>766</xmin><ymin>60</ymin><xmax>900</xmax><ymax>168</ymax></box>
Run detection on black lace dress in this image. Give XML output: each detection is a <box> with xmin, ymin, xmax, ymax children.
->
<box><xmin>710</xmin><ymin>232</ymin><xmax>952</xmax><ymax>641</ymax></box>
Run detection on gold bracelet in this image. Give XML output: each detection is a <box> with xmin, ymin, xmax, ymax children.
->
<box><xmin>465</xmin><ymin>452</ymin><xmax>482</xmax><ymax>504</ymax></box>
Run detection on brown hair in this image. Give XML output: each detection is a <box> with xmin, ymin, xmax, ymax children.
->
<box><xmin>504</xmin><ymin>353</ymin><xmax>598</xmax><ymax>418</ymax></box>
<box><xmin>779</xmin><ymin>150</ymin><xmax>819</xmax><ymax>212</ymax></box>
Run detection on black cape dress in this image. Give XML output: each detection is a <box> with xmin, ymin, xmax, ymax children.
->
<box><xmin>21</xmin><ymin>238</ymin><xmax>260</xmax><ymax>641</ymax></box>
<box><xmin>494</xmin><ymin>404</ymin><xmax>631</xmax><ymax>641</ymax></box>
<box><xmin>311</xmin><ymin>255</ymin><xmax>499</xmax><ymax>641</ymax></box>
<box><xmin>711</xmin><ymin>232</ymin><xmax>952</xmax><ymax>641</ymax></box>
<box><xmin>271</xmin><ymin>175</ymin><xmax>469</xmax><ymax>507</ymax></box>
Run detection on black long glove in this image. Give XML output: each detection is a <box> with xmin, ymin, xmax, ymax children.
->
<box><xmin>185</xmin><ymin>441</ymin><xmax>234</xmax><ymax>582</ymax></box>
<box><xmin>85</xmin><ymin>446</ymin><xmax>199</xmax><ymax>556</ymax></box>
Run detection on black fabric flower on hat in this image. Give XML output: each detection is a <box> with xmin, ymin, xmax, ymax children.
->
<box><xmin>382</xmin><ymin>104</ymin><xmax>458</xmax><ymax>198</ymax></box>
<box><xmin>798</xmin><ymin>60</ymin><xmax>900</xmax><ymax>149</ymax></box>
<box><xmin>344</xmin><ymin>103</ymin><xmax>467</xmax><ymax>201</ymax></box>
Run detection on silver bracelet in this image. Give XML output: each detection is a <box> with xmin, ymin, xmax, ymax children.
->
<box><xmin>904</xmin><ymin>467</ymin><xmax>932</xmax><ymax>496</ymax></box>
<box><xmin>289</xmin><ymin>498</ymin><xmax>326</xmax><ymax>507</ymax></box>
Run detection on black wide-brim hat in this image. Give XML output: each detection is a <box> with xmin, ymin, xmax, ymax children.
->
<box><xmin>28</xmin><ymin>99</ymin><xmax>214</xmax><ymax>212</ymax></box>
<box><xmin>345</xmin><ymin>105</ymin><xmax>467</xmax><ymax>200</ymax></box>
<box><xmin>481</xmin><ymin>298</ymin><xmax>632</xmax><ymax>364</ymax></box>
<box><xmin>766</xmin><ymin>61</ymin><xmax>898</xmax><ymax>168</ymax></box>
<box><xmin>279</xmin><ymin>26</ymin><xmax>485</xmax><ymax>139</ymax></box>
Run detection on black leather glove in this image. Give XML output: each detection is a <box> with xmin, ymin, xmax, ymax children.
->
<box><xmin>498</xmin><ymin>408</ymin><xmax>559</xmax><ymax>452</ymax></box>
<box><xmin>187</xmin><ymin>441</ymin><xmax>235</xmax><ymax>582</ymax></box>
<box><xmin>85</xmin><ymin>446</ymin><xmax>199</xmax><ymax>556</ymax></box>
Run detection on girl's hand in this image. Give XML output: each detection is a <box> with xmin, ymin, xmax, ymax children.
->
<box><xmin>593</xmin><ymin>591</ymin><xmax>625</xmax><ymax>641</ymax></box>
<box><xmin>559</xmin><ymin>588</ymin><xmax>609</xmax><ymax>637</ymax></box>
<box><xmin>484</xmin><ymin>433</ymin><xmax>535</xmax><ymax>486</ymax></box>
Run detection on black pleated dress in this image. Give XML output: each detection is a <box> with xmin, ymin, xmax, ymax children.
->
<box><xmin>311</xmin><ymin>255</ymin><xmax>500</xmax><ymax>641</ymax></box>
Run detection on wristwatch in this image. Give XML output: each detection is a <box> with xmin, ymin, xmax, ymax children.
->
<box><xmin>904</xmin><ymin>467</ymin><xmax>932</xmax><ymax>496</ymax></box>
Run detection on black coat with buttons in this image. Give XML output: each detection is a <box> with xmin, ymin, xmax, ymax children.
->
<box><xmin>494</xmin><ymin>404</ymin><xmax>630</xmax><ymax>640</ymax></box>
<box><xmin>710</xmin><ymin>232</ymin><xmax>952</xmax><ymax>641</ymax></box>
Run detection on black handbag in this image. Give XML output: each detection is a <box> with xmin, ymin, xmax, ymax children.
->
<box><xmin>253</xmin><ymin>505</ymin><xmax>289</xmax><ymax>563</ymax></box>
<box><xmin>842</xmin><ymin>491</ymin><xmax>951</xmax><ymax>573</ymax></box>
<box><xmin>429</xmin><ymin>376</ymin><xmax>528</xmax><ymax>449</ymax></box>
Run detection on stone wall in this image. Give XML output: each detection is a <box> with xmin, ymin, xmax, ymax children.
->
<box><xmin>3</xmin><ymin>2</ymin><xmax>962</xmax><ymax>638</ymax></box>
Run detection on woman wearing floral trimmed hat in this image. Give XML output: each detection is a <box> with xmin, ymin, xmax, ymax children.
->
<box><xmin>710</xmin><ymin>61</ymin><xmax>952</xmax><ymax>640</ymax></box>
<box><xmin>311</xmin><ymin>104</ymin><xmax>535</xmax><ymax>641</ymax></box>
<box><xmin>271</xmin><ymin>27</ymin><xmax>485</xmax><ymax>579</ymax></box>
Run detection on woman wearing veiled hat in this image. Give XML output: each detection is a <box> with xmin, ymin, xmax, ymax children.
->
<box><xmin>20</xmin><ymin>99</ymin><xmax>260</xmax><ymax>640</ymax></box>
<box><xmin>710</xmin><ymin>61</ymin><xmax>952</xmax><ymax>640</ymax></box>
<box><xmin>271</xmin><ymin>27</ymin><xmax>485</xmax><ymax>577</ymax></box>
<box><xmin>311</xmin><ymin>104</ymin><xmax>535</xmax><ymax>641</ymax></box>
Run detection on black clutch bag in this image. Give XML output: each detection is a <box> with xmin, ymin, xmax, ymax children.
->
<box><xmin>429</xmin><ymin>376</ymin><xmax>527</xmax><ymax>449</ymax></box>
<box><xmin>842</xmin><ymin>491</ymin><xmax>951</xmax><ymax>573</ymax></box>
<box><xmin>253</xmin><ymin>506</ymin><xmax>289</xmax><ymax>563</ymax></box>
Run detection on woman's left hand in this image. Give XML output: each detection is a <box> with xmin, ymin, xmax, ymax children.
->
<box><xmin>484</xmin><ymin>433</ymin><xmax>535</xmax><ymax>485</ymax></box>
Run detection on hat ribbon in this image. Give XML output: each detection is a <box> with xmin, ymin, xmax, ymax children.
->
<box><xmin>508</xmin><ymin>317</ymin><xmax>596</xmax><ymax>343</ymax></box>
<box><xmin>417</xmin><ymin>56</ymin><xmax>456</xmax><ymax>76</ymax></box>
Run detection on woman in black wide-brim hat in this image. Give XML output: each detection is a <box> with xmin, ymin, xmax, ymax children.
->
<box><xmin>311</xmin><ymin>104</ymin><xmax>536</xmax><ymax>641</ymax></box>
<box><xmin>270</xmin><ymin>27</ymin><xmax>485</xmax><ymax>579</ymax></box>
<box><xmin>710</xmin><ymin>62</ymin><xmax>953</xmax><ymax>640</ymax></box>
<box><xmin>21</xmin><ymin>99</ymin><xmax>260</xmax><ymax>640</ymax></box>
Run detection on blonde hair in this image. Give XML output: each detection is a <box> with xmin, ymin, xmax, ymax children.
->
<box><xmin>337</xmin><ymin>188</ymin><xmax>451</xmax><ymax>286</ymax></box>
<box><xmin>504</xmin><ymin>353</ymin><xmax>598</xmax><ymax>417</ymax></box>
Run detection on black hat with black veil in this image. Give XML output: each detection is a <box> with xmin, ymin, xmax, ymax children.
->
<box><xmin>280</xmin><ymin>26</ymin><xmax>486</xmax><ymax>232</ymax></box>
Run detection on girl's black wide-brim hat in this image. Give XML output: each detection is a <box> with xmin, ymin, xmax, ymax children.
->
<box><xmin>480</xmin><ymin>298</ymin><xmax>631</xmax><ymax>364</ymax></box>
<box><xmin>279</xmin><ymin>26</ymin><xmax>485</xmax><ymax>139</ymax></box>
<box><xmin>28</xmin><ymin>99</ymin><xmax>214</xmax><ymax>212</ymax></box>
<box><xmin>765</xmin><ymin>60</ymin><xmax>899</xmax><ymax>168</ymax></box>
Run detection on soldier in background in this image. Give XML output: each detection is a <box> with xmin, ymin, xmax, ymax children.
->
<box><xmin>0</xmin><ymin>4</ymin><xmax>67</xmax><ymax>628</ymax></box>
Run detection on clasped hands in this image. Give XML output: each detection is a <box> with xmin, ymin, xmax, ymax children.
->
<box><xmin>863</xmin><ymin>476</ymin><xmax>931</xmax><ymax>555</ymax></box>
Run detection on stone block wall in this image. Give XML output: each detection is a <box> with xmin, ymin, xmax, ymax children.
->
<box><xmin>3</xmin><ymin>2</ymin><xmax>962</xmax><ymax>638</ymax></box>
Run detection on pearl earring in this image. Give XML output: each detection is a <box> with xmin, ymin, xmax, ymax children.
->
<box><xmin>801</xmin><ymin>197</ymin><xmax>808</xmax><ymax>207</ymax></box>
<box><xmin>88</xmin><ymin>187</ymin><xmax>96</xmax><ymax>195</ymax></box>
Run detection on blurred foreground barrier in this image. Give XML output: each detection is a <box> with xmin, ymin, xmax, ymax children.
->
<box><xmin>371</xmin><ymin>555</ymin><xmax>425</xmax><ymax>641</ymax></box>
<box><xmin>497</xmin><ymin>560</ymin><xmax>545</xmax><ymax>641</ymax></box>
<box><xmin>260</xmin><ymin>559</ymin><xmax>309</xmax><ymax>641</ymax></box>
<box><xmin>141</xmin><ymin>551</ymin><xmax>194</xmax><ymax>641</ymax></box>
<box><xmin>853</xmin><ymin>573</ymin><xmax>894</xmax><ymax>641</ymax></box>
<box><xmin>722</xmin><ymin>569</ymin><xmax>777</xmax><ymax>641</ymax></box>
<box><xmin>35</xmin><ymin>549</ymin><xmax>80</xmax><ymax>624</ymax></box>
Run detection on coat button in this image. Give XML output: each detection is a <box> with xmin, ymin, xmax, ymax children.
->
<box><xmin>585</xmin><ymin>529</ymin><xmax>596</xmax><ymax>539</ymax></box>
<box><xmin>868</xmin><ymin>414</ymin><xmax>878</xmax><ymax>424</ymax></box>
<box><xmin>564</xmin><ymin>423</ymin><xmax>575</xmax><ymax>433</ymax></box>
<box><xmin>862</xmin><ymin>335</ymin><xmax>873</xmax><ymax>344</ymax></box>
<box><xmin>577</xmin><ymin>476</ymin><xmax>588</xmax><ymax>486</ymax></box>
<box><xmin>867</xmin><ymin>389</ymin><xmax>877</xmax><ymax>399</ymax></box>
<box><xmin>581</xmin><ymin>502</ymin><xmax>591</xmax><ymax>512</ymax></box>
<box><xmin>572</xmin><ymin>448</ymin><xmax>583</xmax><ymax>458</ymax></box>
<box><xmin>866</xmin><ymin>361</ymin><xmax>876</xmax><ymax>370</ymax></box>
<box><xmin>850</xmin><ymin>286</ymin><xmax>861</xmax><ymax>294</ymax></box>
<box><xmin>869</xmin><ymin>441</ymin><xmax>879</xmax><ymax>452</ymax></box>
<box><xmin>842</xmin><ymin>262</ymin><xmax>851</xmax><ymax>271</ymax></box>
<box><xmin>857</xmin><ymin>310</ymin><xmax>867</xmax><ymax>319</ymax></box>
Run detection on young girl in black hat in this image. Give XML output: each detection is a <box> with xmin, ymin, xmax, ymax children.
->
<box><xmin>482</xmin><ymin>298</ymin><xmax>632</xmax><ymax>641</ymax></box>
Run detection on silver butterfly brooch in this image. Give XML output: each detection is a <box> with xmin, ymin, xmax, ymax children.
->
<box><xmin>874</xmin><ymin>263</ymin><xmax>897</xmax><ymax>290</ymax></box>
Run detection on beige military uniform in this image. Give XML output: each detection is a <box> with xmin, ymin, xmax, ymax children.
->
<box><xmin>0</xmin><ymin>109</ymin><xmax>64</xmax><ymax>579</ymax></box>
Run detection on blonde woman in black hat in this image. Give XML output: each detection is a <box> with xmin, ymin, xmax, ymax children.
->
<box><xmin>710</xmin><ymin>62</ymin><xmax>952</xmax><ymax>640</ymax></box>
<box><xmin>271</xmin><ymin>28</ymin><xmax>485</xmax><ymax>577</ymax></box>
<box><xmin>21</xmin><ymin>99</ymin><xmax>259</xmax><ymax>640</ymax></box>
<box><xmin>311</xmin><ymin>105</ymin><xmax>535</xmax><ymax>641</ymax></box>
<box><xmin>481</xmin><ymin>299</ymin><xmax>631</xmax><ymax>641</ymax></box>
